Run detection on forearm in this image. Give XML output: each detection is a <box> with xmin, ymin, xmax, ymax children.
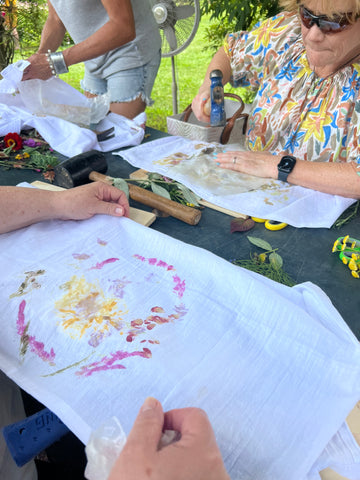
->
<box><xmin>288</xmin><ymin>160</ymin><xmax>360</xmax><ymax>199</ymax></box>
<box><xmin>198</xmin><ymin>46</ymin><xmax>232</xmax><ymax>94</ymax></box>
<box><xmin>0</xmin><ymin>187</ymin><xmax>61</xmax><ymax>234</ymax></box>
<box><xmin>218</xmin><ymin>151</ymin><xmax>360</xmax><ymax>199</ymax></box>
<box><xmin>37</xmin><ymin>1</ymin><xmax>66</xmax><ymax>53</ymax></box>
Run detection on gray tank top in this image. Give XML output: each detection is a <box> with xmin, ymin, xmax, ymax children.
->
<box><xmin>50</xmin><ymin>0</ymin><xmax>161</xmax><ymax>76</ymax></box>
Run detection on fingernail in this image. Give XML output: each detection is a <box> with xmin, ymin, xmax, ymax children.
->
<box><xmin>216</xmin><ymin>162</ymin><xmax>220</xmax><ymax>166</ymax></box>
<box><xmin>141</xmin><ymin>396</ymin><xmax>158</xmax><ymax>412</ymax></box>
<box><xmin>115</xmin><ymin>207</ymin><xmax>123</xmax><ymax>215</ymax></box>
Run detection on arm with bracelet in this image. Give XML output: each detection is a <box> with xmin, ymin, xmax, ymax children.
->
<box><xmin>22</xmin><ymin>0</ymin><xmax>136</xmax><ymax>81</ymax></box>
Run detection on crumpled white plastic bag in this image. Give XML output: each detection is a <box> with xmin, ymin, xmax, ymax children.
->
<box><xmin>18</xmin><ymin>77</ymin><xmax>110</xmax><ymax>126</ymax></box>
<box><xmin>0</xmin><ymin>61</ymin><xmax>145</xmax><ymax>156</ymax></box>
<box><xmin>85</xmin><ymin>417</ymin><xmax>127</xmax><ymax>480</ymax></box>
<box><xmin>1</xmin><ymin>60</ymin><xmax>109</xmax><ymax>126</ymax></box>
<box><xmin>84</xmin><ymin>416</ymin><xmax>180</xmax><ymax>480</ymax></box>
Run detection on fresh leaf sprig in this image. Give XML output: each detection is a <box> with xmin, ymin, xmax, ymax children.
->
<box><xmin>231</xmin><ymin>236</ymin><xmax>296</xmax><ymax>286</ymax></box>
<box><xmin>115</xmin><ymin>173</ymin><xmax>202</xmax><ymax>208</ymax></box>
<box><xmin>332</xmin><ymin>201</ymin><xmax>359</xmax><ymax>229</ymax></box>
<box><xmin>138</xmin><ymin>173</ymin><xmax>202</xmax><ymax>207</ymax></box>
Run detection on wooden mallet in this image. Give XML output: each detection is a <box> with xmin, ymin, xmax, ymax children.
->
<box><xmin>53</xmin><ymin>151</ymin><xmax>201</xmax><ymax>226</ymax></box>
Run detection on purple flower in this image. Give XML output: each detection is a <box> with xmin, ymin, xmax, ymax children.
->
<box><xmin>23</xmin><ymin>138</ymin><xmax>38</xmax><ymax>147</ymax></box>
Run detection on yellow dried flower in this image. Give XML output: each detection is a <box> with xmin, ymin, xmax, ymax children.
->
<box><xmin>348</xmin><ymin>258</ymin><xmax>358</xmax><ymax>271</ymax></box>
<box><xmin>258</xmin><ymin>253</ymin><xmax>267</xmax><ymax>263</ymax></box>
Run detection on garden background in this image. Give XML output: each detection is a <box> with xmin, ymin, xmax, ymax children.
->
<box><xmin>0</xmin><ymin>0</ymin><xmax>280</xmax><ymax>131</ymax></box>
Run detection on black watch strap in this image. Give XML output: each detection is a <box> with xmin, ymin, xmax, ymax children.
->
<box><xmin>277</xmin><ymin>155</ymin><xmax>296</xmax><ymax>182</ymax></box>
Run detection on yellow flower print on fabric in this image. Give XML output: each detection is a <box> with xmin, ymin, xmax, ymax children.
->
<box><xmin>301</xmin><ymin>102</ymin><xmax>333</xmax><ymax>143</ymax></box>
<box><xmin>252</xmin><ymin>16</ymin><xmax>288</xmax><ymax>51</ymax></box>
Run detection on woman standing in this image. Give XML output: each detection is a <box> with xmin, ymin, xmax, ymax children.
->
<box><xmin>22</xmin><ymin>0</ymin><xmax>161</xmax><ymax>119</ymax></box>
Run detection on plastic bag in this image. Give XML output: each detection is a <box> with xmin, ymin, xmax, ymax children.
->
<box><xmin>84</xmin><ymin>416</ymin><xmax>127</xmax><ymax>480</ymax></box>
<box><xmin>18</xmin><ymin>77</ymin><xmax>109</xmax><ymax>127</ymax></box>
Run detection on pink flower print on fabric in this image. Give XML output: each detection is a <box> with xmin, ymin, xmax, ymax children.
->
<box><xmin>73</xmin><ymin>253</ymin><xmax>92</xmax><ymax>260</ymax></box>
<box><xmin>173</xmin><ymin>275</ymin><xmax>185</xmax><ymax>298</ymax></box>
<box><xmin>133</xmin><ymin>254</ymin><xmax>175</xmax><ymax>271</ymax></box>
<box><xmin>17</xmin><ymin>300</ymin><xmax>56</xmax><ymax>364</ymax></box>
<box><xmin>109</xmin><ymin>277</ymin><xmax>132</xmax><ymax>299</ymax></box>
<box><xmin>75</xmin><ymin>347</ymin><xmax>152</xmax><ymax>377</ymax></box>
<box><xmin>89</xmin><ymin>258</ymin><xmax>119</xmax><ymax>270</ymax></box>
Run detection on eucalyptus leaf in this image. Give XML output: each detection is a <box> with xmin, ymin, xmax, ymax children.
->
<box><xmin>113</xmin><ymin>178</ymin><xmax>129</xmax><ymax>199</ymax></box>
<box><xmin>151</xmin><ymin>182</ymin><xmax>172</xmax><ymax>199</ymax></box>
<box><xmin>148</xmin><ymin>172</ymin><xmax>163</xmax><ymax>181</ymax></box>
<box><xmin>247</xmin><ymin>236</ymin><xmax>272</xmax><ymax>251</ymax></box>
<box><xmin>269</xmin><ymin>252</ymin><xmax>283</xmax><ymax>270</ymax></box>
<box><xmin>176</xmin><ymin>183</ymin><xmax>200</xmax><ymax>206</ymax></box>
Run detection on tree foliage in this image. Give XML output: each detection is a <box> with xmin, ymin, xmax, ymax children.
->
<box><xmin>201</xmin><ymin>0</ymin><xmax>281</xmax><ymax>49</ymax></box>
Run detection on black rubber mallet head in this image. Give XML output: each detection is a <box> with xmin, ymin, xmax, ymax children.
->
<box><xmin>53</xmin><ymin>150</ymin><xmax>108</xmax><ymax>189</ymax></box>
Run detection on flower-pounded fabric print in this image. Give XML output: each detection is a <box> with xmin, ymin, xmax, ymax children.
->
<box><xmin>225</xmin><ymin>12</ymin><xmax>360</xmax><ymax>166</ymax></box>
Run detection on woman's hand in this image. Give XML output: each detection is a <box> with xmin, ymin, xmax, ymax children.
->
<box><xmin>55</xmin><ymin>182</ymin><xmax>130</xmax><ymax>220</ymax></box>
<box><xmin>191</xmin><ymin>89</ymin><xmax>211</xmax><ymax>123</ymax></box>
<box><xmin>22</xmin><ymin>53</ymin><xmax>54</xmax><ymax>81</ymax></box>
<box><xmin>215</xmin><ymin>150</ymin><xmax>278</xmax><ymax>179</ymax></box>
<box><xmin>109</xmin><ymin>397</ymin><xmax>230</xmax><ymax>480</ymax></box>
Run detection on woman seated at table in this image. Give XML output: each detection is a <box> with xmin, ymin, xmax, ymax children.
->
<box><xmin>191</xmin><ymin>0</ymin><xmax>360</xmax><ymax>199</ymax></box>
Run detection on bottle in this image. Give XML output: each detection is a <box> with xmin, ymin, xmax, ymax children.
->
<box><xmin>209</xmin><ymin>69</ymin><xmax>226</xmax><ymax>127</ymax></box>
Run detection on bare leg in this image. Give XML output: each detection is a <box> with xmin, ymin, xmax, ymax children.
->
<box><xmin>84</xmin><ymin>91</ymin><xmax>146</xmax><ymax>119</ymax></box>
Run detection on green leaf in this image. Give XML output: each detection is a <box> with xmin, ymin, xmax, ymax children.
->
<box><xmin>176</xmin><ymin>183</ymin><xmax>200</xmax><ymax>206</ymax></box>
<box><xmin>247</xmin><ymin>236</ymin><xmax>272</xmax><ymax>251</ymax></box>
<box><xmin>148</xmin><ymin>172</ymin><xmax>163</xmax><ymax>181</ymax></box>
<box><xmin>113</xmin><ymin>178</ymin><xmax>129</xmax><ymax>199</ymax></box>
<box><xmin>269</xmin><ymin>252</ymin><xmax>283</xmax><ymax>270</ymax></box>
<box><xmin>151</xmin><ymin>182</ymin><xmax>171</xmax><ymax>199</ymax></box>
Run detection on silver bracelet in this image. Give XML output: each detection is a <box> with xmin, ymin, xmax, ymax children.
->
<box><xmin>46</xmin><ymin>50</ymin><xmax>69</xmax><ymax>76</ymax></box>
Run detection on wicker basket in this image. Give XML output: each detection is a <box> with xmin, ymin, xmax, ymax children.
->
<box><xmin>167</xmin><ymin>93</ymin><xmax>249</xmax><ymax>144</ymax></box>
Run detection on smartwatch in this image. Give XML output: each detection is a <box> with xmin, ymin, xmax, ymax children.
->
<box><xmin>277</xmin><ymin>155</ymin><xmax>296</xmax><ymax>182</ymax></box>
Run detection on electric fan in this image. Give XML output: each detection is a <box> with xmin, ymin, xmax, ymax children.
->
<box><xmin>151</xmin><ymin>0</ymin><xmax>201</xmax><ymax>114</ymax></box>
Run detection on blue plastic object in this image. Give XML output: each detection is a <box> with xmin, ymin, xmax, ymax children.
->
<box><xmin>2</xmin><ymin>407</ymin><xmax>70</xmax><ymax>467</ymax></box>
<box><xmin>210</xmin><ymin>69</ymin><xmax>226</xmax><ymax>127</ymax></box>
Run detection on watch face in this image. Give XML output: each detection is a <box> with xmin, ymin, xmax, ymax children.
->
<box><xmin>279</xmin><ymin>156</ymin><xmax>296</xmax><ymax>172</ymax></box>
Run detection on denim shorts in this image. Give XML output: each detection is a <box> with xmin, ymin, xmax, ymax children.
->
<box><xmin>81</xmin><ymin>50</ymin><xmax>161</xmax><ymax>105</ymax></box>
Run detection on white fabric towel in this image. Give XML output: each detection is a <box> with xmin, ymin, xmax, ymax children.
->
<box><xmin>0</xmin><ymin>205</ymin><xmax>359</xmax><ymax>479</ymax></box>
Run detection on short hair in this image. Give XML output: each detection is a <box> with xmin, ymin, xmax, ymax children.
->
<box><xmin>280</xmin><ymin>0</ymin><xmax>360</xmax><ymax>22</ymax></box>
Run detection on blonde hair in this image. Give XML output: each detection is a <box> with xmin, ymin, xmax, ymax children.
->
<box><xmin>279</xmin><ymin>0</ymin><xmax>360</xmax><ymax>21</ymax></box>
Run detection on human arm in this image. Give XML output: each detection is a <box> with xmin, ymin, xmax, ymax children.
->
<box><xmin>216</xmin><ymin>150</ymin><xmax>360</xmax><ymax>199</ymax></box>
<box><xmin>22</xmin><ymin>1</ymin><xmax>67</xmax><ymax>80</ymax></box>
<box><xmin>191</xmin><ymin>46</ymin><xmax>232</xmax><ymax>123</ymax></box>
<box><xmin>0</xmin><ymin>182</ymin><xmax>129</xmax><ymax>234</ymax></box>
<box><xmin>23</xmin><ymin>0</ymin><xmax>136</xmax><ymax>81</ymax></box>
<box><xmin>109</xmin><ymin>397</ymin><xmax>230</xmax><ymax>480</ymax></box>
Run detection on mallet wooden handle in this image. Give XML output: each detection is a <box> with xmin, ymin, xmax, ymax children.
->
<box><xmin>89</xmin><ymin>171</ymin><xmax>201</xmax><ymax>226</ymax></box>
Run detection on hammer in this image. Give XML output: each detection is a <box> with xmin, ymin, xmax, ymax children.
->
<box><xmin>53</xmin><ymin>151</ymin><xmax>202</xmax><ymax>226</ymax></box>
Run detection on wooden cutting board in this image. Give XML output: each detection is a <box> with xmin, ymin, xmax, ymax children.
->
<box><xmin>31</xmin><ymin>181</ymin><xmax>156</xmax><ymax>227</ymax></box>
<box><xmin>129</xmin><ymin>169</ymin><xmax>247</xmax><ymax>218</ymax></box>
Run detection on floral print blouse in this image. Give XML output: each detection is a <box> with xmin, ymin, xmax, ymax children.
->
<box><xmin>225</xmin><ymin>12</ymin><xmax>360</xmax><ymax>176</ymax></box>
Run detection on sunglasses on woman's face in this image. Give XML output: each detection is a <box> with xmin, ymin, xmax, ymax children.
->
<box><xmin>299</xmin><ymin>5</ymin><xmax>354</xmax><ymax>34</ymax></box>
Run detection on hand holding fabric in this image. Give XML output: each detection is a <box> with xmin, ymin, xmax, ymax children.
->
<box><xmin>0</xmin><ymin>182</ymin><xmax>129</xmax><ymax>234</ymax></box>
<box><xmin>55</xmin><ymin>182</ymin><xmax>130</xmax><ymax>220</ymax></box>
<box><xmin>22</xmin><ymin>53</ymin><xmax>54</xmax><ymax>81</ymax></box>
<box><xmin>109</xmin><ymin>397</ymin><xmax>230</xmax><ymax>480</ymax></box>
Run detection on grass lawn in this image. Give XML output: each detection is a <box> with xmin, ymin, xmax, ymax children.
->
<box><xmin>61</xmin><ymin>15</ymin><xmax>216</xmax><ymax>132</ymax></box>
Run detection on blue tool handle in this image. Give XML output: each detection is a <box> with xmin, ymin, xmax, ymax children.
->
<box><xmin>2</xmin><ymin>407</ymin><xmax>70</xmax><ymax>467</ymax></box>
